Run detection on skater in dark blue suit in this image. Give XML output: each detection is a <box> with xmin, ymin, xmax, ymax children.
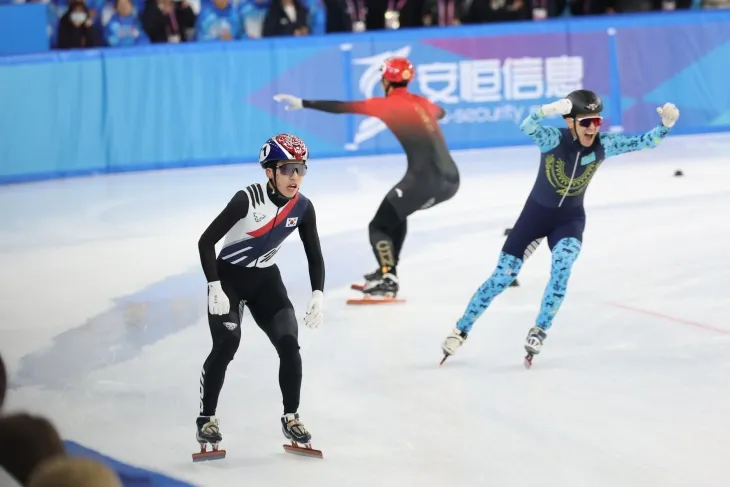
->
<box><xmin>440</xmin><ymin>90</ymin><xmax>680</xmax><ymax>364</ymax></box>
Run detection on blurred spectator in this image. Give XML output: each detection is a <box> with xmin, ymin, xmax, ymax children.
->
<box><xmin>195</xmin><ymin>0</ymin><xmax>244</xmax><ymax>41</ymax></box>
<box><xmin>703</xmin><ymin>0</ymin><xmax>730</xmax><ymax>7</ymax></box>
<box><xmin>239</xmin><ymin>0</ymin><xmax>271</xmax><ymax>38</ymax></box>
<box><xmin>104</xmin><ymin>0</ymin><xmax>150</xmax><ymax>46</ymax></box>
<box><xmin>422</xmin><ymin>0</ymin><xmax>466</xmax><ymax>26</ymax></box>
<box><xmin>56</xmin><ymin>1</ymin><xmax>103</xmax><ymax>49</ymax></box>
<box><xmin>0</xmin><ymin>414</ymin><xmax>66</xmax><ymax>486</ymax></box>
<box><xmin>142</xmin><ymin>0</ymin><xmax>196</xmax><ymax>43</ymax></box>
<box><xmin>28</xmin><ymin>457</ymin><xmax>122</xmax><ymax>487</ymax></box>
<box><xmin>0</xmin><ymin>352</ymin><xmax>5</xmax><ymax>411</ymax></box>
<box><xmin>320</xmin><ymin>0</ymin><xmax>354</xmax><ymax>33</ymax></box>
<box><xmin>464</xmin><ymin>0</ymin><xmax>529</xmax><ymax>23</ymax></box>
<box><xmin>262</xmin><ymin>0</ymin><xmax>309</xmax><ymax>37</ymax></box>
<box><xmin>569</xmin><ymin>0</ymin><xmax>616</xmax><ymax>15</ymax></box>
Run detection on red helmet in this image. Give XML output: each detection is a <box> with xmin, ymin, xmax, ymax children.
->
<box><xmin>381</xmin><ymin>57</ymin><xmax>414</xmax><ymax>84</ymax></box>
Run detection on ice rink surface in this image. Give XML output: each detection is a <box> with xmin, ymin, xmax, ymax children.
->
<box><xmin>1</xmin><ymin>133</ymin><xmax>729</xmax><ymax>487</ymax></box>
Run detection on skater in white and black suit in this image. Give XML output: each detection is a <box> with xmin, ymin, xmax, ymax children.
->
<box><xmin>196</xmin><ymin>133</ymin><xmax>325</xmax><ymax>452</ymax></box>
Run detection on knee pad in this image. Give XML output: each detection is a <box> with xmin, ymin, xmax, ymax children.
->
<box><xmin>552</xmin><ymin>238</ymin><xmax>582</xmax><ymax>268</ymax></box>
<box><xmin>276</xmin><ymin>334</ymin><xmax>300</xmax><ymax>358</ymax></box>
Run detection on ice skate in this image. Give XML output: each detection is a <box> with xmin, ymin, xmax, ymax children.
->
<box><xmin>440</xmin><ymin>327</ymin><xmax>468</xmax><ymax>365</ymax></box>
<box><xmin>523</xmin><ymin>326</ymin><xmax>547</xmax><ymax>369</ymax></box>
<box><xmin>281</xmin><ymin>412</ymin><xmax>322</xmax><ymax>458</ymax></box>
<box><xmin>347</xmin><ymin>273</ymin><xmax>405</xmax><ymax>305</ymax></box>
<box><xmin>192</xmin><ymin>416</ymin><xmax>226</xmax><ymax>462</ymax></box>
<box><xmin>350</xmin><ymin>268</ymin><xmax>383</xmax><ymax>291</ymax></box>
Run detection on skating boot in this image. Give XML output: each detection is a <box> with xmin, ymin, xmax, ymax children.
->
<box><xmin>362</xmin><ymin>273</ymin><xmax>399</xmax><ymax>298</ymax></box>
<box><xmin>281</xmin><ymin>412</ymin><xmax>322</xmax><ymax>458</ymax></box>
<box><xmin>523</xmin><ymin>326</ymin><xmax>547</xmax><ymax>369</ymax></box>
<box><xmin>440</xmin><ymin>327</ymin><xmax>468</xmax><ymax>365</ymax></box>
<box><xmin>192</xmin><ymin>416</ymin><xmax>226</xmax><ymax>462</ymax></box>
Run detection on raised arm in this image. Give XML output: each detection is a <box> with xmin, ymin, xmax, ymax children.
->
<box><xmin>519</xmin><ymin>110</ymin><xmax>562</xmax><ymax>153</ymax></box>
<box><xmin>600</xmin><ymin>103</ymin><xmax>679</xmax><ymax>158</ymax></box>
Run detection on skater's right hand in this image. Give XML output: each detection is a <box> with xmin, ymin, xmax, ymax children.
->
<box><xmin>208</xmin><ymin>281</ymin><xmax>230</xmax><ymax>316</ymax></box>
<box><xmin>273</xmin><ymin>94</ymin><xmax>303</xmax><ymax>111</ymax></box>
<box><xmin>541</xmin><ymin>98</ymin><xmax>572</xmax><ymax>117</ymax></box>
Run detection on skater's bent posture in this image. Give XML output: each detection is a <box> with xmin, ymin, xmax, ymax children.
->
<box><xmin>196</xmin><ymin>134</ymin><xmax>325</xmax><ymax>451</ymax></box>
<box><xmin>273</xmin><ymin>57</ymin><xmax>459</xmax><ymax>300</ymax></box>
<box><xmin>441</xmin><ymin>90</ymin><xmax>679</xmax><ymax>364</ymax></box>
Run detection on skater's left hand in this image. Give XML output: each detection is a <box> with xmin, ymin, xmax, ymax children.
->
<box><xmin>273</xmin><ymin>94</ymin><xmax>303</xmax><ymax>111</ymax></box>
<box><xmin>657</xmin><ymin>102</ymin><xmax>679</xmax><ymax>128</ymax></box>
<box><xmin>304</xmin><ymin>290</ymin><xmax>324</xmax><ymax>328</ymax></box>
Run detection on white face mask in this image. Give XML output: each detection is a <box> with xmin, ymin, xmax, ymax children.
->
<box><xmin>70</xmin><ymin>12</ymin><xmax>87</xmax><ymax>26</ymax></box>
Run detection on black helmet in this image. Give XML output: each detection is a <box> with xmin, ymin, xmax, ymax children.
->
<box><xmin>564</xmin><ymin>90</ymin><xmax>603</xmax><ymax>118</ymax></box>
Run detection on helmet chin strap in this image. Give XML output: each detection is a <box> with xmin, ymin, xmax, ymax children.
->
<box><xmin>267</xmin><ymin>165</ymin><xmax>294</xmax><ymax>204</ymax></box>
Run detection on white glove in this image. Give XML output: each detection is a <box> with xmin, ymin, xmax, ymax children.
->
<box><xmin>273</xmin><ymin>94</ymin><xmax>303</xmax><ymax>111</ymax></box>
<box><xmin>540</xmin><ymin>98</ymin><xmax>573</xmax><ymax>117</ymax></box>
<box><xmin>657</xmin><ymin>102</ymin><xmax>679</xmax><ymax>128</ymax></box>
<box><xmin>303</xmin><ymin>290</ymin><xmax>324</xmax><ymax>329</ymax></box>
<box><xmin>208</xmin><ymin>281</ymin><xmax>230</xmax><ymax>316</ymax></box>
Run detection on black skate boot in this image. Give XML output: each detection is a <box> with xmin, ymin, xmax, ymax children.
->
<box><xmin>523</xmin><ymin>326</ymin><xmax>547</xmax><ymax>369</ymax></box>
<box><xmin>363</xmin><ymin>267</ymin><xmax>383</xmax><ymax>284</ymax></box>
<box><xmin>362</xmin><ymin>272</ymin><xmax>399</xmax><ymax>298</ymax></box>
<box><xmin>192</xmin><ymin>416</ymin><xmax>226</xmax><ymax>462</ymax></box>
<box><xmin>281</xmin><ymin>412</ymin><xmax>312</xmax><ymax>444</ymax></box>
<box><xmin>281</xmin><ymin>412</ymin><xmax>322</xmax><ymax>458</ymax></box>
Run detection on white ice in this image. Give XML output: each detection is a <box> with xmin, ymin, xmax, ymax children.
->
<box><xmin>1</xmin><ymin>133</ymin><xmax>730</xmax><ymax>487</ymax></box>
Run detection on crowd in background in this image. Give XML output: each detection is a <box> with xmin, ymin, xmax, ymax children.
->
<box><xmin>0</xmin><ymin>352</ymin><xmax>124</xmax><ymax>487</ymax></box>
<box><xmin>0</xmin><ymin>0</ymin><xmax>728</xmax><ymax>50</ymax></box>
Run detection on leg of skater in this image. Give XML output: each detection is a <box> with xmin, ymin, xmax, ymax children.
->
<box><xmin>525</xmin><ymin>217</ymin><xmax>584</xmax><ymax>357</ymax></box>
<box><xmin>246</xmin><ymin>267</ymin><xmax>311</xmax><ymax>445</ymax></box>
<box><xmin>364</xmin><ymin>195</ymin><xmax>406</xmax><ymax>297</ymax></box>
<box><xmin>441</xmin><ymin>199</ymin><xmax>552</xmax><ymax>360</ymax></box>
<box><xmin>197</xmin><ymin>279</ymin><xmax>243</xmax><ymax>448</ymax></box>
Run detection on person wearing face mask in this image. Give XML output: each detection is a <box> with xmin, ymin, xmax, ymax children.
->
<box><xmin>104</xmin><ymin>0</ymin><xmax>150</xmax><ymax>46</ymax></box>
<box><xmin>441</xmin><ymin>91</ymin><xmax>680</xmax><ymax>368</ymax></box>
<box><xmin>194</xmin><ymin>134</ymin><xmax>325</xmax><ymax>461</ymax></box>
<box><xmin>56</xmin><ymin>1</ymin><xmax>101</xmax><ymax>49</ymax></box>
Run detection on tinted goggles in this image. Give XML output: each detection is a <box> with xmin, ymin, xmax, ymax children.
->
<box><xmin>576</xmin><ymin>116</ymin><xmax>603</xmax><ymax>128</ymax></box>
<box><xmin>276</xmin><ymin>163</ymin><xmax>307</xmax><ymax>176</ymax></box>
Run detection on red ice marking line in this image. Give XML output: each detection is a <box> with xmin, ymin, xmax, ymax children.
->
<box><xmin>606</xmin><ymin>301</ymin><xmax>730</xmax><ymax>335</ymax></box>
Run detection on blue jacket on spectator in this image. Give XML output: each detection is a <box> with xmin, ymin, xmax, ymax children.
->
<box><xmin>104</xmin><ymin>13</ymin><xmax>149</xmax><ymax>46</ymax></box>
<box><xmin>195</xmin><ymin>2</ymin><xmax>243</xmax><ymax>41</ymax></box>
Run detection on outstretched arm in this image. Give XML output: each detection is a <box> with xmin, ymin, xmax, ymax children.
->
<box><xmin>600</xmin><ymin>103</ymin><xmax>679</xmax><ymax>158</ymax></box>
<box><xmin>274</xmin><ymin>93</ymin><xmax>376</xmax><ymax>116</ymax></box>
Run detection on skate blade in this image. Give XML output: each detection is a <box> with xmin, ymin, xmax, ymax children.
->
<box><xmin>351</xmin><ymin>283</ymin><xmax>365</xmax><ymax>291</ymax></box>
<box><xmin>283</xmin><ymin>441</ymin><xmax>323</xmax><ymax>459</ymax></box>
<box><xmin>439</xmin><ymin>353</ymin><xmax>450</xmax><ymax>366</ymax></box>
<box><xmin>523</xmin><ymin>353</ymin><xmax>534</xmax><ymax>369</ymax></box>
<box><xmin>347</xmin><ymin>295</ymin><xmax>405</xmax><ymax>305</ymax></box>
<box><xmin>192</xmin><ymin>447</ymin><xmax>226</xmax><ymax>462</ymax></box>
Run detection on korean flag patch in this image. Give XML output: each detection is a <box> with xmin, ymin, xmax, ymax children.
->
<box><xmin>286</xmin><ymin>217</ymin><xmax>298</xmax><ymax>227</ymax></box>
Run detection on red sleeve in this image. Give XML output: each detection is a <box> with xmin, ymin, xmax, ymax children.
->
<box><xmin>302</xmin><ymin>98</ymin><xmax>382</xmax><ymax>117</ymax></box>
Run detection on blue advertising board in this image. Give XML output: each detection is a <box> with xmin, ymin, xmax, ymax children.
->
<box><xmin>1</xmin><ymin>9</ymin><xmax>729</xmax><ymax>183</ymax></box>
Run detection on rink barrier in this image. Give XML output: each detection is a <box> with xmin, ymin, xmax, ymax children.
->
<box><xmin>1</xmin><ymin>9</ymin><xmax>730</xmax><ymax>183</ymax></box>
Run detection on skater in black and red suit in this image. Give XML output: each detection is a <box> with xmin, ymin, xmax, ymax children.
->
<box><xmin>273</xmin><ymin>57</ymin><xmax>459</xmax><ymax>300</ymax></box>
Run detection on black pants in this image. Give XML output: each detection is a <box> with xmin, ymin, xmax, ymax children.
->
<box><xmin>199</xmin><ymin>263</ymin><xmax>301</xmax><ymax>416</ymax></box>
<box><xmin>369</xmin><ymin>172</ymin><xmax>459</xmax><ymax>270</ymax></box>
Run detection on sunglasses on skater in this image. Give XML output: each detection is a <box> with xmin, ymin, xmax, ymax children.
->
<box><xmin>576</xmin><ymin>116</ymin><xmax>603</xmax><ymax>128</ymax></box>
<box><xmin>276</xmin><ymin>162</ymin><xmax>307</xmax><ymax>176</ymax></box>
